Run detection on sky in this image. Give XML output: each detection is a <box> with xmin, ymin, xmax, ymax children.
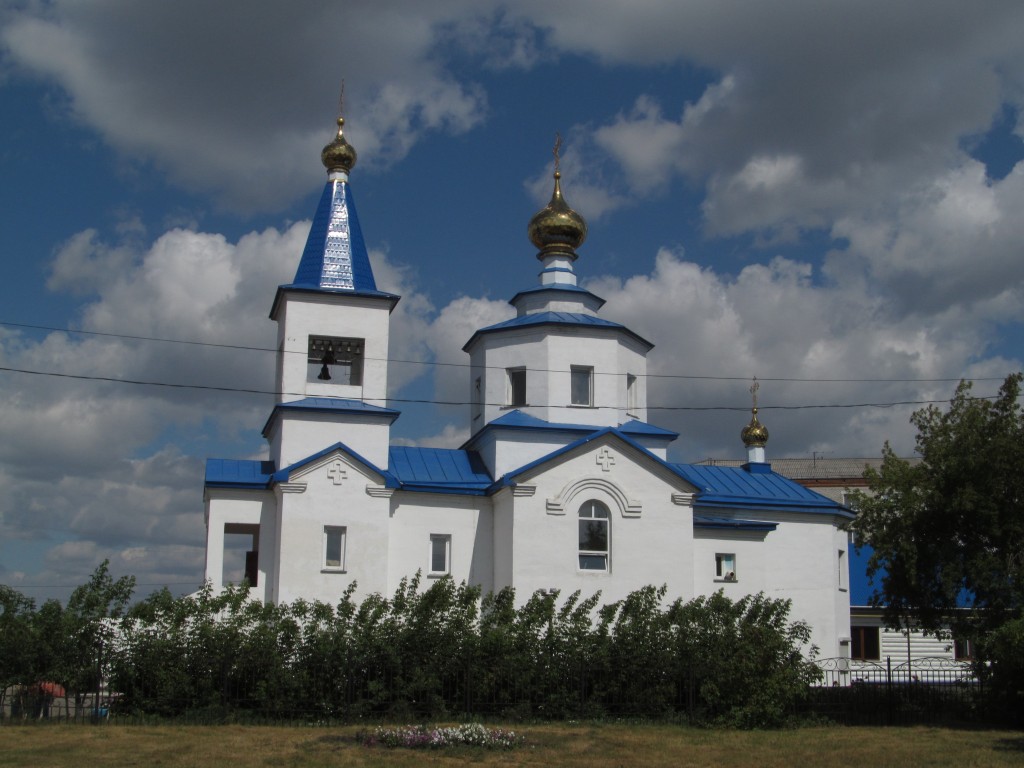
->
<box><xmin>1</xmin><ymin>1</ymin><xmax>1023</xmax><ymax>602</ymax></box>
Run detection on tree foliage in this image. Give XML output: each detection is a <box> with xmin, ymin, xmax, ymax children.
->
<box><xmin>850</xmin><ymin>373</ymin><xmax>1024</xmax><ymax>646</ymax></box>
<box><xmin>1</xmin><ymin>570</ymin><xmax>818</xmax><ymax>726</ymax></box>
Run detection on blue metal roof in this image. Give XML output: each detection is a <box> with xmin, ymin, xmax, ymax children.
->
<box><xmin>262</xmin><ymin>397</ymin><xmax>401</xmax><ymax>438</ymax></box>
<box><xmin>271</xmin><ymin>441</ymin><xmax>394</xmax><ymax>485</ymax></box>
<box><xmin>508</xmin><ymin>284</ymin><xmax>606</xmax><ymax>309</ymax></box>
<box><xmin>498</xmin><ymin>426</ymin><xmax>671</xmax><ymax>488</ymax></box>
<box><xmin>205</xmin><ymin>459</ymin><xmax>275</xmax><ymax>489</ymax></box>
<box><xmin>671</xmin><ymin>463</ymin><xmax>853</xmax><ymax>516</ymax></box>
<box><xmin>694</xmin><ymin>515</ymin><xmax>779</xmax><ymax>532</ymax></box>
<box><xmin>388</xmin><ymin>446</ymin><xmax>492</xmax><ymax>494</ymax></box>
<box><xmin>292</xmin><ymin>179</ymin><xmax>377</xmax><ymax>292</ymax></box>
<box><xmin>462</xmin><ymin>411</ymin><xmax>677</xmax><ymax>451</ymax></box>
<box><xmin>463</xmin><ymin>311</ymin><xmax>654</xmax><ymax>351</ymax></box>
<box><xmin>618</xmin><ymin>419</ymin><xmax>679</xmax><ymax>438</ymax></box>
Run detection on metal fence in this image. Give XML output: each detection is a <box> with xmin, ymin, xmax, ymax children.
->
<box><xmin>807</xmin><ymin>656</ymin><xmax>992</xmax><ymax>726</ymax></box>
<box><xmin>4</xmin><ymin>656</ymin><xmax>1011</xmax><ymax>727</ymax></box>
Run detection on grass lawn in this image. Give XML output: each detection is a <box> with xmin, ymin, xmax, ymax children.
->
<box><xmin>0</xmin><ymin>722</ymin><xmax>1021</xmax><ymax>767</ymax></box>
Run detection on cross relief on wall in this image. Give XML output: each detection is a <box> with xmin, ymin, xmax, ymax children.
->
<box><xmin>327</xmin><ymin>461</ymin><xmax>348</xmax><ymax>486</ymax></box>
<box><xmin>596</xmin><ymin>447</ymin><xmax>616</xmax><ymax>472</ymax></box>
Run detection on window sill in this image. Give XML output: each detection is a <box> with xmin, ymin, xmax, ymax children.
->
<box><xmin>713</xmin><ymin>578</ymin><xmax>738</xmax><ymax>584</ymax></box>
<box><xmin>321</xmin><ymin>568</ymin><xmax>347</xmax><ymax>574</ymax></box>
<box><xmin>427</xmin><ymin>571</ymin><xmax>450</xmax><ymax>578</ymax></box>
<box><xmin>839</xmin><ymin>587</ymin><xmax>848</xmax><ymax>592</ymax></box>
<box><xmin>566</xmin><ymin>404</ymin><xmax>595</xmax><ymax>409</ymax></box>
<box><xmin>500</xmin><ymin>404</ymin><xmax>529</xmax><ymax>410</ymax></box>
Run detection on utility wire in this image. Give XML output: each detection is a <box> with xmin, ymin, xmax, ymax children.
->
<box><xmin>0</xmin><ymin>364</ymin><xmax>1011</xmax><ymax>412</ymax></box>
<box><xmin>0</xmin><ymin>320</ymin><xmax>1008</xmax><ymax>385</ymax></box>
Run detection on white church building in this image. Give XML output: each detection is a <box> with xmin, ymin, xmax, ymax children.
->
<box><xmin>203</xmin><ymin>116</ymin><xmax>854</xmax><ymax>656</ymax></box>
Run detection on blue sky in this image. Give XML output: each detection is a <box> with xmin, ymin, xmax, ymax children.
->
<box><xmin>1</xmin><ymin>1</ymin><xmax>1023</xmax><ymax>601</ymax></box>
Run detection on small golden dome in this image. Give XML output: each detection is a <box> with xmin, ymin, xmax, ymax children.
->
<box><xmin>321</xmin><ymin>116</ymin><xmax>357</xmax><ymax>174</ymax></box>
<box><xmin>527</xmin><ymin>171</ymin><xmax>587</xmax><ymax>260</ymax></box>
<box><xmin>741</xmin><ymin>407</ymin><xmax>769</xmax><ymax>447</ymax></box>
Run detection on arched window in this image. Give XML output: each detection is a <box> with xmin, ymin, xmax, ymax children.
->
<box><xmin>578</xmin><ymin>500</ymin><xmax>610</xmax><ymax>570</ymax></box>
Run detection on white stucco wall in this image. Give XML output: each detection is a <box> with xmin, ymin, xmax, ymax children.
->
<box><xmin>270</xmin><ymin>451</ymin><xmax>392</xmax><ymax>605</ymax></box>
<box><xmin>692</xmin><ymin>509</ymin><xmax>851</xmax><ymax>657</ymax></box>
<box><xmin>203</xmin><ymin>489</ymin><xmax>275</xmax><ymax>601</ymax></box>
<box><xmin>504</xmin><ymin>437</ymin><xmax>695</xmax><ymax>605</ymax></box>
<box><xmin>267</xmin><ymin>411</ymin><xmax>392</xmax><ymax>469</ymax></box>
<box><xmin>273</xmin><ymin>292</ymin><xmax>391</xmax><ymax>405</ymax></box>
<box><xmin>387</xmin><ymin>492</ymin><xmax>495</xmax><ymax>595</ymax></box>
<box><xmin>468</xmin><ymin>326</ymin><xmax>649</xmax><ymax>435</ymax></box>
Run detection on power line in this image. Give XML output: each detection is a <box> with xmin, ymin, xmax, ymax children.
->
<box><xmin>0</xmin><ymin>363</ymin><xmax>1010</xmax><ymax>412</ymax></box>
<box><xmin>9</xmin><ymin>582</ymin><xmax>202</xmax><ymax>589</ymax></box>
<box><xmin>0</xmin><ymin>319</ymin><xmax>1008</xmax><ymax>385</ymax></box>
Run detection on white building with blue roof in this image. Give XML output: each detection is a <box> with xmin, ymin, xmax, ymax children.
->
<box><xmin>203</xmin><ymin>115</ymin><xmax>854</xmax><ymax>656</ymax></box>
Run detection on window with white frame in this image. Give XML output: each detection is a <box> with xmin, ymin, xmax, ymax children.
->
<box><xmin>626</xmin><ymin>373</ymin><xmax>638</xmax><ymax>415</ymax></box>
<box><xmin>578</xmin><ymin>500</ymin><xmax>610</xmax><ymax>570</ymax></box>
<box><xmin>507</xmin><ymin>367</ymin><xmax>526</xmax><ymax>407</ymax></box>
<box><xmin>715</xmin><ymin>553</ymin><xmax>737</xmax><ymax>581</ymax></box>
<box><xmin>571</xmin><ymin>365</ymin><xmax>593</xmax><ymax>406</ymax></box>
<box><xmin>323</xmin><ymin>526</ymin><xmax>346</xmax><ymax>570</ymax></box>
<box><xmin>429</xmin><ymin>534</ymin><xmax>451</xmax><ymax>575</ymax></box>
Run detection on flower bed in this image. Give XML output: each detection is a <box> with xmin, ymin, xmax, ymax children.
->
<box><xmin>363</xmin><ymin>723</ymin><xmax>523</xmax><ymax>749</ymax></box>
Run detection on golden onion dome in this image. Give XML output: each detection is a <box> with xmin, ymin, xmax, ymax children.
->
<box><xmin>528</xmin><ymin>170</ymin><xmax>587</xmax><ymax>260</ymax></box>
<box><xmin>321</xmin><ymin>116</ymin><xmax>357</xmax><ymax>174</ymax></box>
<box><xmin>741</xmin><ymin>407</ymin><xmax>770</xmax><ymax>448</ymax></box>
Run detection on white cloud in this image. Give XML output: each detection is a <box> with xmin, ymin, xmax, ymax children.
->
<box><xmin>1</xmin><ymin>0</ymin><xmax>494</xmax><ymax>210</ymax></box>
<box><xmin>585</xmin><ymin>248</ymin><xmax>1020</xmax><ymax>462</ymax></box>
<box><xmin>0</xmin><ymin>217</ymin><xmax>439</xmax><ymax>595</ymax></box>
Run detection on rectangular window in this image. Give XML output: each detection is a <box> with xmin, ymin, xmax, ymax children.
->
<box><xmin>954</xmin><ymin>638</ymin><xmax>974</xmax><ymax>660</ymax></box>
<box><xmin>715</xmin><ymin>553</ymin><xmax>737</xmax><ymax>581</ymax></box>
<box><xmin>324</xmin><ymin>526</ymin><xmax>346</xmax><ymax>570</ymax></box>
<box><xmin>626</xmin><ymin>373</ymin><xmax>638</xmax><ymax>415</ymax></box>
<box><xmin>571</xmin><ymin>365</ymin><xmax>593</xmax><ymax>406</ymax></box>
<box><xmin>851</xmin><ymin>626</ymin><xmax>880</xmax><ymax>660</ymax></box>
<box><xmin>838</xmin><ymin>549</ymin><xmax>847</xmax><ymax>590</ymax></box>
<box><xmin>244</xmin><ymin>550</ymin><xmax>259</xmax><ymax>587</ymax></box>
<box><xmin>308</xmin><ymin>336</ymin><xmax>364</xmax><ymax>385</ymax></box>
<box><xmin>507</xmin><ymin>367</ymin><xmax>526</xmax><ymax>407</ymax></box>
<box><xmin>430</xmin><ymin>534</ymin><xmax>451</xmax><ymax>575</ymax></box>
<box><xmin>472</xmin><ymin>376</ymin><xmax>482</xmax><ymax>421</ymax></box>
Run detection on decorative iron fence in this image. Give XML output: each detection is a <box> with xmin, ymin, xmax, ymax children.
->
<box><xmin>808</xmin><ymin>656</ymin><xmax>991</xmax><ymax>726</ymax></box>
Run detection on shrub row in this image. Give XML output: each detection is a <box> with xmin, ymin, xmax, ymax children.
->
<box><xmin>2</xmin><ymin>566</ymin><xmax>820</xmax><ymax>727</ymax></box>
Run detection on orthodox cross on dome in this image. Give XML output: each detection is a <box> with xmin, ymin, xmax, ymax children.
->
<box><xmin>553</xmin><ymin>132</ymin><xmax>562</xmax><ymax>173</ymax></box>
<box><xmin>750</xmin><ymin>377</ymin><xmax>759</xmax><ymax>409</ymax></box>
<box><xmin>327</xmin><ymin>461</ymin><xmax>348</xmax><ymax>486</ymax></box>
<box><xmin>596</xmin><ymin>447</ymin><xmax>616</xmax><ymax>472</ymax></box>
<box><xmin>337</xmin><ymin>79</ymin><xmax>345</xmax><ymax>117</ymax></box>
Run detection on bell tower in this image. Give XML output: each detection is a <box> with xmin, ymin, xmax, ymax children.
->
<box><xmin>266</xmin><ymin>113</ymin><xmax>401</xmax><ymax>468</ymax></box>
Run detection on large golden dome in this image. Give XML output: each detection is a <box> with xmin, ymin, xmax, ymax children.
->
<box><xmin>527</xmin><ymin>170</ymin><xmax>587</xmax><ymax>260</ymax></box>
<box><xmin>321</xmin><ymin>116</ymin><xmax>357</xmax><ymax>174</ymax></box>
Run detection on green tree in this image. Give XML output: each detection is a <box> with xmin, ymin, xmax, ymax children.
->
<box><xmin>58</xmin><ymin>560</ymin><xmax>135</xmax><ymax>706</ymax></box>
<box><xmin>0</xmin><ymin>586</ymin><xmax>39</xmax><ymax>711</ymax></box>
<box><xmin>850</xmin><ymin>373</ymin><xmax>1024</xmax><ymax>647</ymax></box>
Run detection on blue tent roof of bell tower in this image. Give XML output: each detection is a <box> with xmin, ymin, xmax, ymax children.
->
<box><xmin>289</xmin><ymin>179</ymin><xmax>379</xmax><ymax>293</ymax></box>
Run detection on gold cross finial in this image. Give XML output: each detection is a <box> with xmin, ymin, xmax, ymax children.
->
<box><xmin>337</xmin><ymin>80</ymin><xmax>345</xmax><ymax>117</ymax></box>
<box><xmin>553</xmin><ymin>132</ymin><xmax>562</xmax><ymax>173</ymax></box>
<box><xmin>750</xmin><ymin>377</ymin><xmax>760</xmax><ymax>410</ymax></box>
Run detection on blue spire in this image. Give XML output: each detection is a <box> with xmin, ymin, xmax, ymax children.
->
<box><xmin>291</xmin><ymin>179</ymin><xmax>378</xmax><ymax>292</ymax></box>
